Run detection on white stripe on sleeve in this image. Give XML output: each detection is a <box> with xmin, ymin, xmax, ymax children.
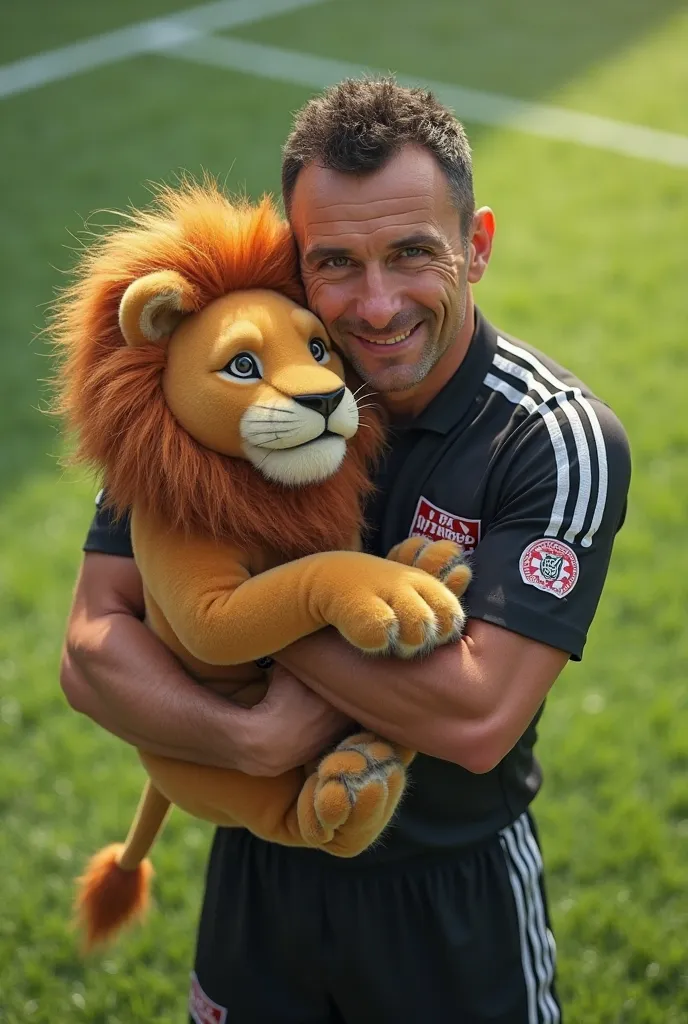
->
<box><xmin>483</xmin><ymin>371</ymin><xmax>570</xmax><ymax>540</ymax></box>
<box><xmin>496</xmin><ymin>337</ymin><xmax>609</xmax><ymax>548</ymax></box>
<box><xmin>492</xmin><ymin>351</ymin><xmax>593</xmax><ymax>544</ymax></box>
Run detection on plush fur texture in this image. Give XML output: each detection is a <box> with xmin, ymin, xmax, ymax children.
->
<box><xmin>50</xmin><ymin>180</ymin><xmax>472</xmax><ymax>950</ymax></box>
<box><xmin>51</xmin><ymin>181</ymin><xmax>382</xmax><ymax>554</ymax></box>
<box><xmin>74</xmin><ymin>845</ymin><xmax>153</xmax><ymax>950</ymax></box>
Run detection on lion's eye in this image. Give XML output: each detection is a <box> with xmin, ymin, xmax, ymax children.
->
<box><xmin>309</xmin><ymin>338</ymin><xmax>329</xmax><ymax>363</ymax></box>
<box><xmin>223</xmin><ymin>352</ymin><xmax>261</xmax><ymax>380</ymax></box>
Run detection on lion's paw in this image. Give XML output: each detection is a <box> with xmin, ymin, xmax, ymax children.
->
<box><xmin>386</xmin><ymin>537</ymin><xmax>472</xmax><ymax>598</ymax></box>
<box><xmin>333</xmin><ymin>564</ymin><xmax>466</xmax><ymax>659</ymax></box>
<box><xmin>297</xmin><ymin>733</ymin><xmax>414</xmax><ymax>857</ymax></box>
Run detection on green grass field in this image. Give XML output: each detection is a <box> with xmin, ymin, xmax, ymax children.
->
<box><xmin>1</xmin><ymin>1</ymin><xmax>687</xmax><ymax>1020</ymax></box>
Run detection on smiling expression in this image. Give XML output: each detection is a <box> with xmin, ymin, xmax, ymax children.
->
<box><xmin>290</xmin><ymin>144</ymin><xmax>474</xmax><ymax>394</ymax></box>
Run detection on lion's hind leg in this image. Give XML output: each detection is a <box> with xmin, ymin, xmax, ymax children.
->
<box><xmin>297</xmin><ymin>733</ymin><xmax>414</xmax><ymax>857</ymax></box>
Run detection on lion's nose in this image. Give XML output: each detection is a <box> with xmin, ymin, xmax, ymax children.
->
<box><xmin>293</xmin><ymin>387</ymin><xmax>345</xmax><ymax>419</ymax></box>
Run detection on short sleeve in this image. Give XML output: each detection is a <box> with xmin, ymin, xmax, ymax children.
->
<box><xmin>463</xmin><ymin>398</ymin><xmax>631</xmax><ymax>660</ymax></box>
<box><xmin>82</xmin><ymin>488</ymin><xmax>134</xmax><ymax>558</ymax></box>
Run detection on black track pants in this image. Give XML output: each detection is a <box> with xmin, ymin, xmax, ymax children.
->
<box><xmin>188</xmin><ymin>810</ymin><xmax>562</xmax><ymax>1024</ymax></box>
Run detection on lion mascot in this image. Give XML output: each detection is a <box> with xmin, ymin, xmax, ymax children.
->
<box><xmin>50</xmin><ymin>179</ymin><xmax>472</xmax><ymax>950</ymax></box>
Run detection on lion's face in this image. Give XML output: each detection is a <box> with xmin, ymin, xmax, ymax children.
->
<box><xmin>119</xmin><ymin>273</ymin><xmax>361</xmax><ymax>487</ymax></box>
<box><xmin>56</xmin><ymin>187</ymin><xmax>385</xmax><ymax>552</ymax></box>
<box><xmin>164</xmin><ymin>289</ymin><xmax>358</xmax><ymax>486</ymax></box>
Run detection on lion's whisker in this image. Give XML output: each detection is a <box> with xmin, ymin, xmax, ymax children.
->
<box><xmin>252</xmin><ymin>436</ymin><xmax>282</xmax><ymax>449</ymax></box>
<box><xmin>354</xmin><ymin>382</ymin><xmax>376</xmax><ymax>393</ymax></box>
<box><xmin>245</xmin><ymin>428</ymin><xmax>299</xmax><ymax>441</ymax></box>
<box><xmin>252</xmin><ymin>433</ymin><xmax>303</xmax><ymax>449</ymax></box>
<box><xmin>243</xmin><ymin>419</ymin><xmax>298</xmax><ymax>427</ymax></box>
<box><xmin>251</xmin><ymin>404</ymin><xmax>297</xmax><ymax>415</ymax></box>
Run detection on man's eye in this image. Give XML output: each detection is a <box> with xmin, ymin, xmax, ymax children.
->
<box><xmin>221</xmin><ymin>352</ymin><xmax>261</xmax><ymax>379</ymax></box>
<box><xmin>324</xmin><ymin>256</ymin><xmax>350</xmax><ymax>268</ymax></box>
<box><xmin>400</xmin><ymin>247</ymin><xmax>427</xmax><ymax>258</ymax></box>
<box><xmin>308</xmin><ymin>338</ymin><xmax>329</xmax><ymax>363</ymax></box>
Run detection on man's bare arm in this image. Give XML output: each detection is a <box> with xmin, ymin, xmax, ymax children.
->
<box><xmin>275</xmin><ymin>619</ymin><xmax>569</xmax><ymax>773</ymax></box>
<box><xmin>60</xmin><ymin>553</ymin><xmax>351</xmax><ymax>775</ymax></box>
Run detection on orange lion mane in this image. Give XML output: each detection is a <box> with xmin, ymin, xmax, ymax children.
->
<box><xmin>50</xmin><ymin>179</ymin><xmax>385</xmax><ymax>558</ymax></box>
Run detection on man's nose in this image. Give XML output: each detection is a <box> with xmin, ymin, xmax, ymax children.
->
<box><xmin>354</xmin><ymin>264</ymin><xmax>403</xmax><ymax>330</ymax></box>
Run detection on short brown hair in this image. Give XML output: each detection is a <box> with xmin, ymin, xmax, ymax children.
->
<box><xmin>281</xmin><ymin>76</ymin><xmax>475</xmax><ymax>233</ymax></box>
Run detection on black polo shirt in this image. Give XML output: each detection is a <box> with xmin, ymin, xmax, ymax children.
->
<box><xmin>83</xmin><ymin>307</ymin><xmax>631</xmax><ymax>860</ymax></box>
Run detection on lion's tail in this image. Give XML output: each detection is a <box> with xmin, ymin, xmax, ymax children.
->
<box><xmin>74</xmin><ymin>781</ymin><xmax>171</xmax><ymax>950</ymax></box>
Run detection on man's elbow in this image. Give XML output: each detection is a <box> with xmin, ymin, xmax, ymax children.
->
<box><xmin>433</xmin><ymin>718</ymin><xmax>509</xmax><ymax>775</ymax></box>
<box><xmin>59</xmin><ymin>625</ymin><xmax>101</xmax><ymax>717</ymax></box>
<box><xmin>449</xmin><ymin>743</ymin><xmax>505</xmax><ymax>775</ymax></box>
<box><xmin>459</xmin><ymin>746</ymin><xmax>505</xmax><ymax>775</ymax></box>
<box><xmin>59</xmin><ymin>646</ymin><xmax>89</xmax><ymax>714</ymax></box>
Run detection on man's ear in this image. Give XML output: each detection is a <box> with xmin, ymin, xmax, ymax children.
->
<box><xmin>119</xmin><ymin>270</ymin><xmax>198</xmax><ymax>347</ymax></box>
<box><xmin>466</xmin><ymin>207</ymin><xmax>495</xmax><ymax>285</ymax></box>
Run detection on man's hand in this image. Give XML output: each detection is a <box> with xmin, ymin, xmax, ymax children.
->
<box><xmin>238</xmin><ymin>665</ymin><xmax>353</xmax><ymax>777</ymax></box>
<box><xmin>61</xmin><ymin>552</ymin><xmax>351</xmax><ymax>774</ymax></box>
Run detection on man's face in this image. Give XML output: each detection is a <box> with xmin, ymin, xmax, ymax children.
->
<box><xmin>289</xmin><ymin>144</ymin><xmax>473</xmax><ymax>393</ymax></box>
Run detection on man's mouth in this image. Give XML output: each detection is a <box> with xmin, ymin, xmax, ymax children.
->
<box><xmin>353</xmin><ymin>322</ymin><xmax>422</xmax><ymax>348</ymax></box>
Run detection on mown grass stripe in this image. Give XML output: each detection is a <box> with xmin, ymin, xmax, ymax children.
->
<box><xmin>0</xmin><ymin>0</ymin><xmax>330</xmax><ymax>100</ymax></box>
<box><xmin>174</xmin><ymin>34</ymin><xmax>688</xmax><ymax>168</ymax></box>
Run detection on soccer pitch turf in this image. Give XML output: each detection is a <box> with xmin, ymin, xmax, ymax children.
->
<box><xmin>1</xmin><ymin>1</ymin><xmax>687</xmax><ymax>1020</ymax></box>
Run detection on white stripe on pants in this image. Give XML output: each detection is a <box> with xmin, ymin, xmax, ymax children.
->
<box><xmin>499</xmin><ymin>812</ymin><xmax>561</xmax><ymax>1023</ymax></box>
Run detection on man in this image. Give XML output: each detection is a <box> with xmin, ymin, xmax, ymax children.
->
<box><xmin>61</xmin><ymin>77</ymin><xmax>631</xmax><ymax>1023</ymax></box>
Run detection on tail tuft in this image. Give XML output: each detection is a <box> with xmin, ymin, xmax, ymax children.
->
<box><xmin>74</xmin><ymin>843</ymin><xmax>154</xmax><ymax>950</ymax></box>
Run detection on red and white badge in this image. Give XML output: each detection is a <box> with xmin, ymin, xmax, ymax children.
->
<box><xmin>519</xmin><ymin>538</ymin><xmax>579</xmax><ymax>599</ymax></box>
<box><xmin>189</xmin><ymin>972</ymin><xmax>227</xmax><ymax>1024</ymax></box>
<box><xmin>410</xmin><ymin>496</ymin><xmax>481</xmax><ymax>549</ymax></box>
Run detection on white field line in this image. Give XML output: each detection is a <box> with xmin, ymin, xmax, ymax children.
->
<box><xmin>173</xmin><ymin>34</ymin><xmax>688</xmax><ymax>169</ymax></box>
<box><xmin>2</xmin><ymin>2</ymin><xmax>687</xmax><ymax>169</ymax></box>
<box><xmin>0</xmin><ymin>0</ymin><xmax>329</xmax><ymax>100</ymax></box>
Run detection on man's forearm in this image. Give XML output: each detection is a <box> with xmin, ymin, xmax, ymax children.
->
<box><xmin>63</xmin><ymin>610</ymin><xmax>256</xmax><ymax>770</ymax></box>
<box><xmin>63</xmin><ymin>551</ymin><xmax>353</xmax><ymax>778</ymax></box>
<box><xmin>275</xmin><ymin>628</ymin><xmax>487</xmax><ymax>760</ymax></box>
<box><xmin>275</xmin><ymin>623</ymin><xmax>568</xmax><ymax>772</ymax></box>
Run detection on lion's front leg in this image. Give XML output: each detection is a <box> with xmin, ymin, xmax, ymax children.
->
<box><xmin>296</xmin><ymin>733</ymin><xmax>415</xmax><ymax>857</ymax></box>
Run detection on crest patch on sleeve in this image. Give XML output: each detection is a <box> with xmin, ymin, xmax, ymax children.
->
<box><xmin>519</xmin><ymin>538</ymin><xmax>579</xmax><ymax>599</ymax></box>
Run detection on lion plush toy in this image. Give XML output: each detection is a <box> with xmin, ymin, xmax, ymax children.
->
<box><xmin>50</xmin><ymin>179</ymin><xmax>471</xmax><ymax>949</ymax></box>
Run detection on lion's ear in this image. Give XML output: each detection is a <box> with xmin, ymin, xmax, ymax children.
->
<box><xmin>119</xmin><ymin>270</ymin><xmax>198</xmax><ymax>347</ymax></box>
